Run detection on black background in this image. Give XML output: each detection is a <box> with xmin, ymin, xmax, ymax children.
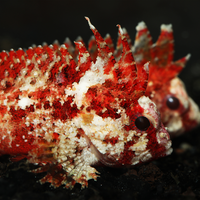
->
<box><xmin>0</xmin><ymin>0</ymin><xmax>200</xmax><ymax>199</ymax></box>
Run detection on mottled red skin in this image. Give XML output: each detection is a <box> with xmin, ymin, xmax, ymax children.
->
<box><xmin>88</xmin><ymin>23</ymin><xmax>200</xmax><ymax>137</ymax></box>
<box><xmin>131</xmin><ymin>24</ymin><xmax>200</xmax><ymax>136</ymax></box>
<box><xmin>0</xmin><ymin>19</ymin><xmax>171</xmax><ymax>188</ymax></box>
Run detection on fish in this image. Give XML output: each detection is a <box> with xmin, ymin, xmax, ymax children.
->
<box><xmin>0</xmin><ymin>18</ymin><xmax>172</xmax><ymax>188</ymax></box>
<box><xmin>132</xmin><ymin>22</ymin><xmax>200</xmax><ymax>137</ymax></box>
<box><xmin>88</xmin><ymin>22</ymin><xmax>200</xmax><ymax>137</ymax></box>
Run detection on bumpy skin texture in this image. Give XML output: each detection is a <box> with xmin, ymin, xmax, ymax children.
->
<box><xmin>89</xmin><ymin>22</ymin><xmax>200</xmax><ymax>137</ymax></box>
<box><xmin>0</xmin><ymin>18</ymin><xmax>172</xmax><ymax>188</ymax></box>
<box><xmin>131</xmin><ymin>22</ymin><xmax>200</xmax><ymax>137</ymax></box>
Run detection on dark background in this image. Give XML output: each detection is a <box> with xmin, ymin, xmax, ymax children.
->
<box><xmin>0</xmin><ymin>0</ymin><xmax>200</xmax><ymax>200</ymax></box>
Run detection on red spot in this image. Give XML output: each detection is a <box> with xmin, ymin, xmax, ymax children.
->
<box><xmin>45</xmin><ymin>46</ymin><xmax>55</xmax><ymax>61</ymax></box>
<box><xmin>9</xmin><ymin>50</ymin><xmax>16</xmax><ymax>61</ymax></box>
<box><xmin>36</xmin><ymin>103</ymin><xmax>42</xmax><ymax>109</ymax></box>
<box><xmin>36</xmin><ymin>89</ymin><xmax>51</xmax><ymax>100</ymax></box>
<box><xmin>4</xmin><ymin>81</ymin><xmax>13</xmax><ymax>92</ymax></box>
<box><xmin>0</xmin><ymin>105</ymin><xmax>7</xmax><ymax>116</ymax></box>
<box><xmin>48</xmin><ymin>50</ymin><xmax>85</xmax><ymax>88</ymax></box>
<box><xmin>86</xmin><ymin>99</ymin><xmax>103</xmax><ymax>114</ymax></box>
<box><xmin>118</xmin><ymin>140</ymin><xmax>136</xmax><ymax>165</ymax></box>
<box><xmin>52</xmin><ymin>96</ymin><xmax>80</xmax><ymax>121</ymax></box>
<box><xmin>53</xmin><ymin>100</ymin><xmax>62</xmax><ymax>109</ymax></box>
<box><xmin>0</xmin><ymin>51</ymin><xmax>8</xmax><ymax>61</ymax></box>
<box><xmin>76</xmin><ymin>128</ymin><xmax>85</xmax><ymax>139</ymax></box>
<box><xmin>26</xmin><ymin>63</ymin><xmax>35</xmax><ymax>77</ymax></box>
<box><xmin>26</xmin><ymin>123</ymin><xmax>34</xmax><ymax>132</ymax></box>
<box><xmin>26</xmin><ymin>48</ymin><xmax>34</xmax><ymax>59</ymax></box>
<box><xmin>99</xmin><ymin>106</ymin><xmax>121</xmax><ymax>119</ymax></box>
<box><xmin>52</xmin><ymin>132</ymin><xmax>60</xmax><ymax>142</ymax></box>
<box><xmin>86</xmin><ymin>86</ymin><xmax>120</xmax><ymax>119</ymax></box>
<box><xmin>60</xmin><ymin>62</ymin><xmax>79</xmax><ymax>85</ymax></box>
<box><xmin>44</xmin><ymin>101</ymin><xmax>51</xmax><ymax>110</ymax></box>
<box><xmin>10</xmin><ymin>106</ymin><xmax>26</xmax><ymax>121</ymax></box>
<box><xmin>27</xmin><ymin>105</ymin><xmax>35</xmax><ymax>112</ymax></box>
<box><xmin>34</xmin><ymin>46</ymin><xmax>44</xmax><ymax>55</ymax></box>
<box><xmin>104</xmin><ymin>136</ymin><xmax>119</xmax><ymax>145</ymax></box>
<box><xmin>11</xmin><ymin>127</ymin><xmax>36</xmax><ymax>153</ymax></box>
<box><xmin>49</xmin><ymin>62</ymin><xmax>63</xmax><ymax>83</ymax></box>
<box><xmin>0</xmin><ymin>125</ymin><xmax>36</xmax><ymax>157</ymax></box>
<box><xmin>16</xmin><ymin>49</ymin><xmax>25</xmax><ymax>60</ymax></box>
<box><xmin>145</xmin><ymin>125</ymin><xmax>166</xmax><ymax>159</ymax></box>
<box><xmin>119</xmin><ymin>150</ymin><xmax>135</xmax><ymax>166</ymax></box>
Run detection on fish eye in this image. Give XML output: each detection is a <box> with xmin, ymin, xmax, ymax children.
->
<box><xmin>166</xmin><ymin>96</ymin><xmax>180</xmax><ymax>110</ymax></box>
<box><xmin>135</xmin><ymin>116</ymin><xmax>150</xmax><ymax>131</ymax></box>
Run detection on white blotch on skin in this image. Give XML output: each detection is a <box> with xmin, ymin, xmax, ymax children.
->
<box><xmin>18</xmin><ymin>97</ymin><xmax>32</xmax><ymax>109</ymax></box>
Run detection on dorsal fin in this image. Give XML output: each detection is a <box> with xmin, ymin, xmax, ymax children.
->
<box><xmin>132</xmin><ymin>21</ymin><xmax>153</xmax><ymax>64</ymax></box>
<box><xmin>85</xmin><ymin>17</ymin><xmax>116</xmax><ymax>75</ymax></box>
<box><xmin>116</xmin><ymin>25</ymin><xmax>149</xmax><ymax>98</ymax></box>
<box><xmin>104</xmin><ymin>33</ymin><xmax>115</xmax><ymax>53</ymax></box>
<box><xmin>115</xmin><ymin>27</ymin><xmax>132</xmax><ymax>61</ymax></box>
<box><xmin>152</xmin><ymin>24</ymin><xmax>174</xmax><ymax>66</ymax></box>
<box><xmin>88</xmin><ymin>35</ymin><xmax>98</xmax><ymax>62</ymax></box>
<box><xmin>74</xmin><ymin>41</ymin><xmax>93</xmax><ymax>76</ymax></box>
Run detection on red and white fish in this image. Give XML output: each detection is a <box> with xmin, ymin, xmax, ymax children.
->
<box><xmin>0</xmin><ymin>18</ymin><xmax>172</xmax><ymax>188</ymax></box>
<box><xmin>132</xmin><ymin>22</ymin><xmax>200</xmax><ymax>137</ymax></box>
<box><xmin>88</xmin><ymin>22</ymin><xmax>200</xmax><ymax>137</ymax></box>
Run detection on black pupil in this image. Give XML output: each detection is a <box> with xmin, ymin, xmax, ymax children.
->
<box><xmin>135</xmin><ymin>116</ymin><xmax>150</xmax><ymax>131</ymax></box>
<box><xmin>166</xmin><ymin>96</ymin><xmax>180</xmax><ymax>110</ymax></box>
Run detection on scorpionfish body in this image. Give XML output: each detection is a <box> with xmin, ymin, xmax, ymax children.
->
<box><xmin>0</xmin><ymin>18</ymin><xmax>172</xmax><ymax>188</ymax></box>
<box><xmin>88</xmin><ymin>22</ymin><xmax>200</xmax><ymax>137</ymax></box>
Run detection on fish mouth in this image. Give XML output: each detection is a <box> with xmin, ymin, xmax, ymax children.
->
<box><xmin>157</xmin><ymin>123</ymin><xmax>173</xmax><ymax>156</ymax></box>
<box><xmin>165</xmin><ymin>97</ymin><xmax>200</xmax><ymax>138</ymax></box>
<box><xmin>181</xmin><ymin>97</ymin><xmax>200</xmax><ymax>132</ymax></box>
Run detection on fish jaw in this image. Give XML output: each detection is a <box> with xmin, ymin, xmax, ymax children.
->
<box><xmin>167</xmin><ymin>97</ymin><xmax>200</xmax><ymax>137</ymax></box>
